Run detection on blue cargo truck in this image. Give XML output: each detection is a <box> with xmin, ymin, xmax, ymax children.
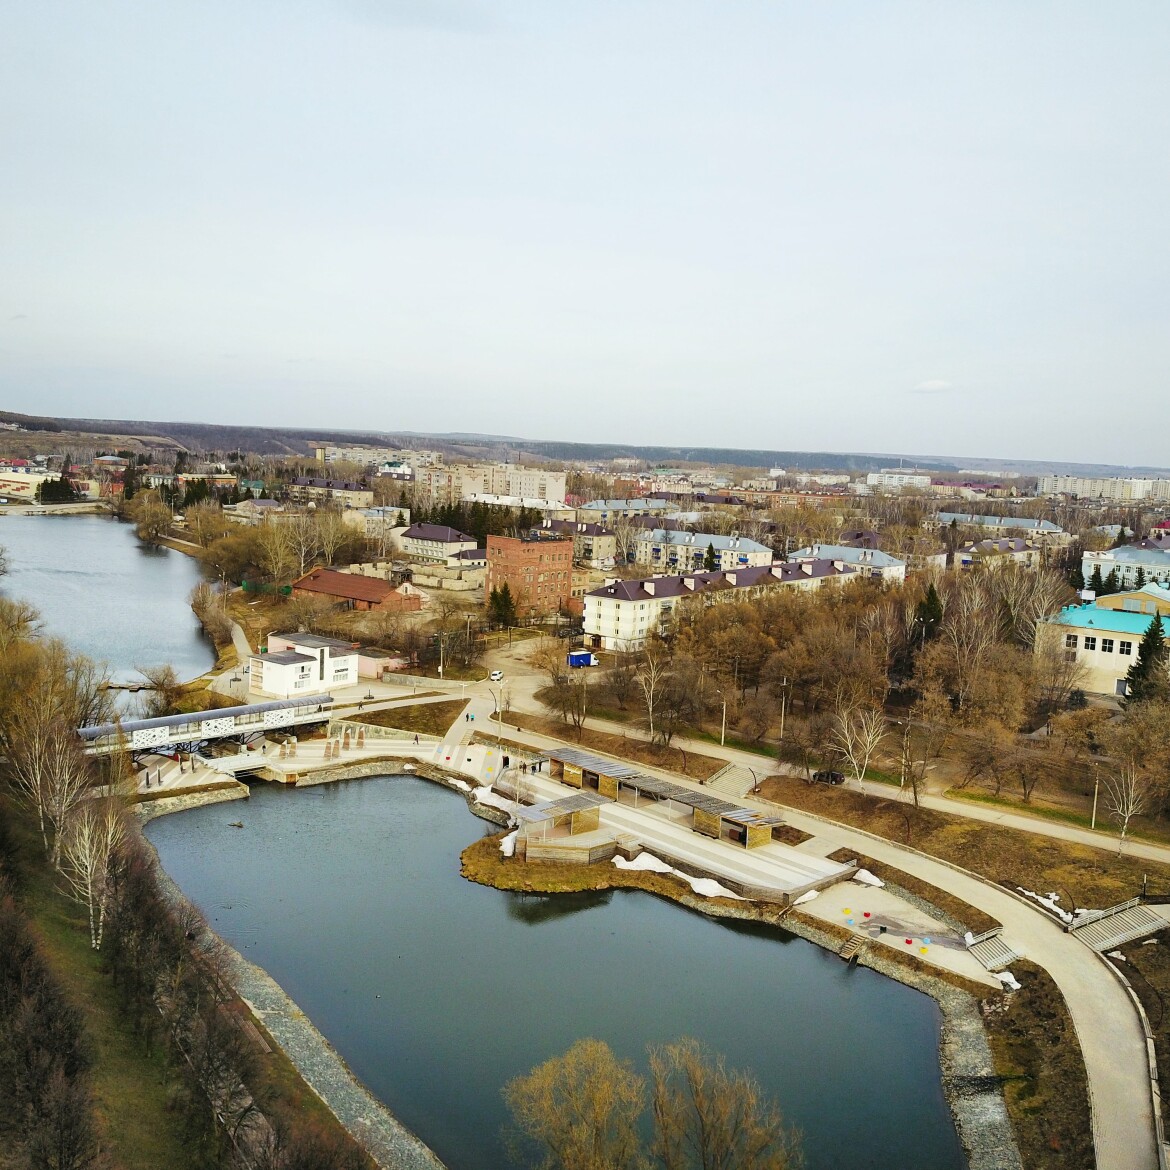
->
<box><xmin>567</xmin><ymin>650</ymin><xmax>600</xmax><ymax>668</ymax></box>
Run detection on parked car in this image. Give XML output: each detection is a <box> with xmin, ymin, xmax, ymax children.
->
<box><xmin>811</xmin><ymin>770</ymin><xmax>845</xmax><ymax>785</ymax></box>
<box><xmin>555</xmin><ymin>626</ymin><xmax>585</xmax><ymax>638</ymax></box>
<box><xmin>489</xmin><ymin>670</ymin><xmax>505</xmax><ymax>682</ymax></box>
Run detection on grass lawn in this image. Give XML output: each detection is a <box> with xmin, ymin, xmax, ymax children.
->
<box><xmin>349</xmin><ymin>699</ymin><xmax>467</xmax><ymax>737</ymax></box>
<box><xmin>1118</xmin><ymin>929</ymin><xmax>1170</xmax><ymax>1093</ymax></box>
<box><xmin>759</xmin><ymin>772</ymin><xmax>1170</xmax><ymax>911</ymax></box>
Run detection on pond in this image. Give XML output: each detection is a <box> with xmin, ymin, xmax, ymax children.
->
<box><xmin>0</xmin><ymin>512</ymin><xmax>214</xmax><ymax>685</ymax></box>
<box><xmin>147</xmin><ymin>776</ymin><xmax>967</xmax><ymax>1170</ymax></box>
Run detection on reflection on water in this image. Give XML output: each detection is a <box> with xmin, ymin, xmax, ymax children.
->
<box><xmin>505</xmin><ymin>888</ymin><xmax>614</xmax><ymax>924</ymax></box>
<box><xmin>148</xmin><ymin>776</ymin><xmax>966</xmax><ymax>1170</ymax></box>
<box><xmin>0</xmin><ymin>513</ymin><xmax>214</xmax><ymax>685</ymax></box>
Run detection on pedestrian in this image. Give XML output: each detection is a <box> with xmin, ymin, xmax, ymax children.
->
<box><xmin>413</xmin><ymin>734</ymin><xmax>419</xmax><ymax>745</ymax></box>
<box><xmin>358</xmin><ymin>701</ymin><xmax>364</xmax><ymax>711</ymax></box>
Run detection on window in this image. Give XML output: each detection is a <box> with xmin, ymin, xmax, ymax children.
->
<box><xmin>1120</xmin><ymin>641</ymin><xmax>1133</xmax><ymax>655</ymax></box>
<box><xmin>1101</xmin><ymin>639</ymin><xmax>1114</xmax><ymax>653</ymax></box>
<box><xmin>1083</xmin><ymin>636</ymin><xmax>1097</xmax><ymax>650</ymax></box>
<box><xmin>1064</xmin><ymin>634</ymin><xmax>1078</xmax><ymax>649</ymax></box>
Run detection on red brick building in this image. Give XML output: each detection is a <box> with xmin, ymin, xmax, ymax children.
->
<box><xmin>485</xmin><ymin>534</ymin><xmax>576</xmax><ymax>618</ymax></box>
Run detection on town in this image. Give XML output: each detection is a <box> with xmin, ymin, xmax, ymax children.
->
<box><xmin>3</xmin><ymin>419</ymin><xmax>1170</xmax><ymax>1170</ymax></box>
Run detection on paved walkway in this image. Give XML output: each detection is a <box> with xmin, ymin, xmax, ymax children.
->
<box><xmin>484</xmin><ymin>715</ymin><xmax>1159</xmax><ymax>1170</ymax></box>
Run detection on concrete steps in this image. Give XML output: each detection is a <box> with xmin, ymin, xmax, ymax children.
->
<box><xmin>1073</xmin><ymin>904</ymin><xmax>1165</xmax><ymax>952</ymax></box>
<box><xmin>706</xmin><ymin>765</ymin><xmax>758</xmax><ymax>798</ymax></box>
<box><xmin>968</xmin><ymin>933</ymin><xmax>1023</xmax><ymax>972</ymax></box>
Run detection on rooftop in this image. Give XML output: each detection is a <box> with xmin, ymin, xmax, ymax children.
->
<box><xmin>1044</xmin><ymin>606</ymin><xmax>1161</xmax><ymax>635</ymax></box>
<box><xmin>789</xmin><ymin>543</ymin><xmax>905</xmax><ymax>567</ymax></box>
<box><xmin>939</xmin><ymin>512</ymin><xmax>1063</xmax><ymax>533</ymax></box>
<box><xmin>291</xmin><ymin>569</ymin><xmax>398</xmax><ymax>606</ymax></box>
<box><xmin>403</xmin><ymin>523</ymin><xmax>477</xmax><ymax>543</ymax></box>
<box><xmin>586</xmin><ymin>559</ymin><xmax>855</xmax><ymax>603</ymax></box>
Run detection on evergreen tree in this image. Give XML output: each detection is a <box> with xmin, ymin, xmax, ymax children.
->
<box><xmin>1125</xmin><ymin>614</ymin><xmax>1170</xmax><ymax>703</ymax></box>
<box><xmin>1104</xmin><ymin>567</ymin><xmax>1120</xmax><ymax>595</ymax></box>
<box><xmin>1089</xmin><ymin>564</ymin><xmax>1104</xmax><ymax>595</ymax></box>
<box><xmin>703</xmin><ymin>542</ymin><xmax>718</xmax><ymax>571</ymax></box>
<box><xmin>1068</xmin><ymin>565</ymin><xmax>1085</xmax><ymax>591</ymax></box>
<box><xmin>1135</xmin><ymin>566</ymin><xmax>1147</xmax><ymax>589</ymax></box>
<box><xmin>497</xmin><ymin>582</ymin><xmax>518</xmax><ymax>628</ymax></box>
<box><xmin>915</xmin><ymin>582</ymin><xmax>944</xmax><ymax>644</ymax></box>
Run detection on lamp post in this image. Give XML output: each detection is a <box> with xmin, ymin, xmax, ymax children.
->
<box><xmin>778</xmin><ymin>676</ymin><xmax>789</xmax><ymax>746</ymax></box>
<box><xmin>715</xmin><ymin>689</ymin><xmax>727</xmax><ymax>747</ymax></box>
<box><xmin>1091</xmin><ymin>763</ymin><xmax>1100</xmax><ymax>830</ymax></box>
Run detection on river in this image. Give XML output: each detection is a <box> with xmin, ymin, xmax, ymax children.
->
<box><xmin>0</xmin><ymin>512</ymin><xmax>214</xmax><ymax>685</ymax></box>
<box><xmin>147</xmin><ymin>777</ymin><xmax>966</xmax><ymax>1170</ymax></box>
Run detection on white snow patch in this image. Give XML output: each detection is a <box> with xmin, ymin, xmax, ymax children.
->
<box><xmin>685</xmin><ymin>877</ymin><xmax>744</xmax><ymax>900</ymax></box>
<box><xmin>449</xmin><ymin>778</ymin><xmax>471</xmax><ymax>792</ymax></box>
<box><xmin>996</xmin><ymin>971</ymin><xmax>1022</xmax><ymax>991</ymax></box>
<box><xmin>402</xmin><ymin>764</ymin><xmax>416</xmax><ymax>771</ymax></box>
<box><xmin>499</xmin><ymin>830</ymin><xmax>518</xmax><ymax>859</ymax></box>
<box><xmin>612</xmin><ymin>853</ymin><xmax>744</xmax><ymax>899</ymax></box>
<box><xmin>792</xmin><ymin>890</ymin><xmax>820</xmax><ymax>906</ymax></box>
<box><xmin>1017</xmin><ymin>887</ymin><xmax>1073</xmax><ymax>923</ymax></box>
<box><xmin>1107</xmin><ymin>951</ymin><xmax>1127</xmax><ymax>962</ymax></box>
<box><xmin>853</xmin><ymin>869</ymin><xmax>884</xmax><ymax>888</ymax></box>
<box><xmin>613</xmin><ymin>852</ymin><xmax>673</xmax><ymax>874</ymax></box>
<box><xmin>1142</xmin><ymin>939</ymin><xmax>1159</xmax><ymax>946</ymax></box>
<box><xmin>473</xmin><ymin>786</ymin><xmax>519</xmax><ymax>815</ymax></box>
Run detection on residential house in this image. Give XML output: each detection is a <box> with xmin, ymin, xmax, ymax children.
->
<box><xmin>938</xmin><ymin>512</ymin><xmax>1069</xmax><ymax>545</ymax></box>
<box><xmin>1082</xmin><ymin>545</ymin><xmax>1170</xmax><ymax>591</ymax></box>
<box><xmin>955</xmin><ymin>537</ymin><xmax>1041</xmax><ymax>571</ymax></box>
<box><xmin>633</xmin><ymin>530</ymin><xmax>773</xmax><ymax>572</ymax></box>
<box><xmin>788</xmin><ymin>542</ymin><xmax>906</xmax><ymax>583</ymax></box>
<box><xmin>400</xmin><ymin>523</ymin><xmax>478</xmax><ymax>563</ymax></box>
<box><xmin>575</xmin><ymin>498</ymin><xmax>672</xmax><ymax>524</ymax></box>
<box><xmin>538</xmin><ymin>519</ymin><xmax>618</xmax><ymax>569</ymax></box>
<box><xmin>583</xmin><ymin>560</ymin><xmax>857</xmax><ymax>651</ymax></box>
<box><xmin>287</xmin><ymin>478</ymin><xmax>374</xmax><ymax>509</ymax></box>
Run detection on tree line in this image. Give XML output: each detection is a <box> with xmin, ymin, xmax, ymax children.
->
<box><xmin>0</xmin><ymin>595</ymin><xmax>372</xmax><ymax>1168</ymax></box>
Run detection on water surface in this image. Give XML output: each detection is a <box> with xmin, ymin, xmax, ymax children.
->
<box><xmin>0</xmin><ymin>512</ymin><xmax>213</xmax><ymax>685</ymax></box>
<box><xmin>147</xmin><ymin>776</ymin><xmax>966</xmax><ymax>1170</ymax></box>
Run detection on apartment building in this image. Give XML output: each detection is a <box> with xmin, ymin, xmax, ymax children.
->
<box><xmin>788</xmin><ymin>543</ymin><xmax>906</xmax><ymax>583</ymax></box>
<box><xmin>583</xmin><ymin>560</ymin><xmax>857</xmax><ymax>651</ymax></box>
<box><xmin>1082</xmin><ymin>545</ymin><xmax>1170</xmax><ymax>591</ymax></box>
<box><xmin>866</xmin><ymin>470</ymin><xmax>931</xmax><ymax>490</ymax></box>
<box><xmin>416</xmin><ymin>463</ymin><xmax>567</xmax><ymax>506</ymax></box>
<box><xmin>632</xmin><ymin>530</ymin><xmax>773</xmax><ymax>572</ymax></box>
<box><xmin>400</xmin><ymin>523</ymin><xmax>478</xmax><ymax>563</ymax></box>
<box><xmin>538</xmin><ymin>519</ymin><xmax>618</xmax><ymax>568</ymax></box>
<box><xmin>1038</xmin><ymin>474</ymin><xmax>1170</xmax><ymax>502</ymax></box>
<box><xmin>287</xmin><ymin>478</ymin><xmax>374</xmax><ymax>509</ymax></box>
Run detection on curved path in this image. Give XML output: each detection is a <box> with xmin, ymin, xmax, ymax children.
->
<box><xmin>478</xmin><ymin>708</ymin><xmax>1160</xmax><ymax>1170</ymax></box>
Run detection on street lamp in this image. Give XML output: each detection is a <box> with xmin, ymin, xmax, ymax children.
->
<box><xmin>715</xmin><ymin>688</ymin><xmax>727</xmax><ymax>747</ymax></box>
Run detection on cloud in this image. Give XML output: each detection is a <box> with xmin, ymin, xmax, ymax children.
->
<box><xmin>911</xmin><ymin>379</ymin><xmax>953</xmax><ymax>394</ymax></box>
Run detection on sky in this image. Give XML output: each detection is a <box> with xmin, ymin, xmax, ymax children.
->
<box><xmin>2</xmin><ymin>1</ymin><xmax>1168</xmax><ymax>465</ymax></box>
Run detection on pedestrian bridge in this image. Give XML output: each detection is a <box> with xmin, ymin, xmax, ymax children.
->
<box><xmin>78</xmin><ymin>695</ymin><xmax>335</xmax><ymax>756</ymax></box>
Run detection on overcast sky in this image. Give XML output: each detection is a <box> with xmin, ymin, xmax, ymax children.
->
<box><xmin>2</xmin><ymin>2</ymin><xmax>1168</xmax><ymax>465</ymax></box>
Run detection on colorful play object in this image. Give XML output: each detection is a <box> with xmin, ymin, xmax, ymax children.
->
<box><xmin>863</xmin><ymin>912</ymin><xmax>871</xmax><ymax>918</ymax></box>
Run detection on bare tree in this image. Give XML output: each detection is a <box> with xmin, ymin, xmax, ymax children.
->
<box><xmin>637</xmin><ymin>645</ymin><xmax>674</xmax><ymax>743</ymax></box>
<box><xmin>185</xmin><ymin>500</ymin><xmax>232</xmax><ymax>548</ymax></box>
<box><xmin>502</xmin><ymin>1037</ymin><xmax>647</xmax><ymax>1170</ymax></box>
<box><xmin>315</xmin><ymin>508</ymin><xmax>349</xmax><ymax>567</ymax></box>
<box><xmin>136</xmin><ymin>662</ymin><xmax>183</xmax><ymax>718</ymax></box>
<box><xmin>611</xmin><ymin>515</ymin><xmax>637</xmax><ymax>568</ymax></box>
<box><xmin>283</xmin><ymin>511</ymin><xmax>321</xmax><ymax>577</ymax></box>
<box><xmin>256</xmin><ymin>518</ymin><xmax>297</xmax><ymax>583</ymax></box>
<box><xmin>0</xmin><ymin>595</ymin><xmax>40</xmax><ymax>650</ymax></box>
<box><xmin>829</xmin><ymin>701</ymin><xmax>887</xmax><ymax>790</ymax></box>
<box><xmin>61</xmin><ymin>797</ymin><xmax>126</xmax><ymax>949</ymax></box>
<box><xmin>650</xmin><ymin>1037</ymin><xmax>803</xmax><ymax>1170</ymax></box>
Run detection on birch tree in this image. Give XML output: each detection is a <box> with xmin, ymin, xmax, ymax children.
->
<box><xmin>61</xmin><ymin>798</ymin><xmax>126</xmax><ymax>949</ymax></box>
<box><xmin>829</xmin><ymin>701</ymin><xmax>887</xmax><ymax>790</ymax></box>
<box><xmin>1104</xmin><ymin>765</ymin><xmax>1151</xmax><ymax>855</ymax></box>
